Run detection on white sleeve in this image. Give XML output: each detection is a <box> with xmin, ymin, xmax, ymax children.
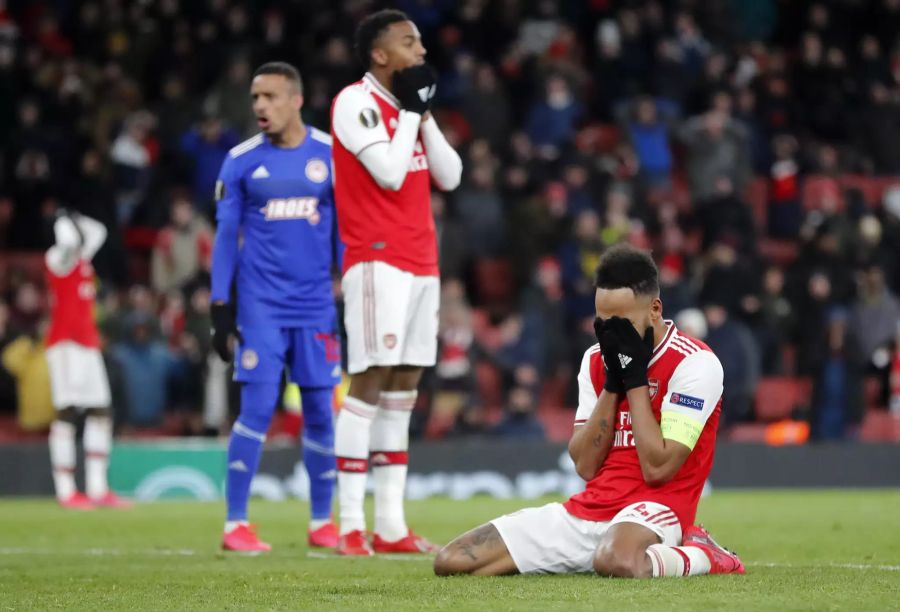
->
<box><xmin>74</xmin><ymin>214</ymin><xmax>107</xmax><ymax>260</ymax></box>
<box><xmin>574</xmin><ymin>346</ymin><xmax>600</xmax><ymax>426</ymax></box>
<box><xmin>660</xmin><ymin>351</ymin><xmax>723</xmax><ymax>448</ymax></box>
<box><xmin>333</xmin><ymin>87</ymin><xmax>421</xmax><ymax>191</ymax></box>
<box><xmin>420</xmin><ymin>117</ymin><xmax>462</xmax><ymax>191</ymax></box>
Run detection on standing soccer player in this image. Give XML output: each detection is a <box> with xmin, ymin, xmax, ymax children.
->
<box><xmin>330</xmin><ymin>10</ymin><xmax>462</xmax><ymax>555</ymax></box>
<box><xmin>46</xmin><ymin>211</ymin><xmax>131</xmax><ymax>510</ymax></box>
<box><xmin>434</xmin><ymin>245</ymin><xmax>745</xmax><ymax>578</ymax></box>
<box><xmin>211</xmin><ymin>62</ymin><xmax>343</xmax><ymax>552</ymax></box>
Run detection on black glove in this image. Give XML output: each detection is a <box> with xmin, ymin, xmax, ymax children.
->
<box><xmin>598</xmin><ymin>316</ymin><xmax>655</xmax><ymax>391</ymax></box>
<box><xmin>211</xmin><ymin>303</ymin><xmax>241</xmax><ymax>362</ymax></box>
<box><xmin>594</xmin><ymin>317</ymin><xmax>624</xmax><ymax>394</ymax></box>
<box><xmin>392</xmin><ymin>64</ymin><xmax>437</xmax><ymax>115</ymax></box>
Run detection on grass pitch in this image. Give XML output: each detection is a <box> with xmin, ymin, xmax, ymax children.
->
<box><xmin>0</xmin><ymin>490</ymin><xmax>898</xmax><ymax>611</ymax></box>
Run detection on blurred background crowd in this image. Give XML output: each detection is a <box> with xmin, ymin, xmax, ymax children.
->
<box><xmin>1</xmin><ymin>0</ymin><xmax>900</xmax><ymax>444</ymax></box>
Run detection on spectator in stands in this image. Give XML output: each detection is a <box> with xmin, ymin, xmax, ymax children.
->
<box><xmin>754</xmin><ymin>266</ymin><xmax>795</xmax><ymax>375</ymax></box>
<box><xmin>559</xmin><ymin>209</ymin><xmax>604</xmax><ymax>322</ymax></box>
<box><xmin>150</xmin><ymin>195</ymin><xmax>212</xmax><ymax>294</ymax></box>
<box><xmin>881</xmin><ymin>188</ymin><xmax>900</xmax><ymax>294</ymax></box>
<box><xmin>454</xmin><ymin>163</ymin><xmax>507</xmax><ymax>258</ymax></box>
<box><xmin>847</xmin><ymin>261</ymin><xmax>900</xmax><ymax>406</ymax></box>
<box><xmin>178</xmin><ymin>113</ymin><xmax>238</xmax><ymax>216</ymax></box>
<box><xmin>695</xmin><ymin>175</ymin><xmax>756</xmax><ymax>253</ymax></box>
<box><xmin>428</xmin><ymin>280</ymin><xmax>479</xmax><ymax>439</ymax></box>
<box><xmin>491</xmin><ymin>386</ymin><xmax>545</xmax><ymax>440</ymax></box>
<box><xmin>703</xmin><ymin>300</ymin><xmax>761</xmax><ymax>425</ymax></box>
<box><xmin>110</xmin><ymin>111</ymin><xmax>157</xmax><ymax>225</ymax></box>
<box><xmin>767</xmin><ymin>134</ymin><xmax>803</xmax><ymax>239</ymax></box>
<box><xmin>109</xmin><ymin>311</ymin><xmax>173</xmax><ymax>427</ymax></box>
<box><xmin>1</xmin><ymin>317</ymin><xmax>54</xmax><ymax>431</ymax></box>
<box><xmin>526</xmin><ymin>74</ymin><xmax>582</xmax><ymax>158</ymax></box>
<box><xmin>699</xmin><ymin>239</ymin><xmax>761</xmax><ymax>319</ymax></box>
<box><xmin>677</xmin><ymin>108</ymin><xmax>751</xmax><ymax>201</ymax></box>
<box><xmin>853</xmin><ymin>82</ymin><xmax>900</xmax><ymax>174</ymax></box>
<box><xmin>461</xmin><ymin>63</ymin><xmax>511</xmax><ymax>149</ymax></box>
<box><xmin>618</xmin><ymin>96</ymin><xmax>675</xmax><ymax>189</ymax></box>
<box><xmin>204</xmin><ymin>56</ymin><xmax>257</xmax><ymax>138</ymax></box>
<box><xmin>810</xmin><ymin>307</ymin><xmax>862</xmax><ymax>440</ymax></box>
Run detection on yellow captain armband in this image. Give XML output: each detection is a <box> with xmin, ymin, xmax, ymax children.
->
<box><xmin>661</xmin><ymin>411</ymin><xmax>704</xmax><ymax>450</ymax></box>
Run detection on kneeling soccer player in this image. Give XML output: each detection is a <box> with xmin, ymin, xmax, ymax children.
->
<box><xmin>434</xmin><ymin>245</ymin><xmax>744</xmax><ymax>577</ymax></box>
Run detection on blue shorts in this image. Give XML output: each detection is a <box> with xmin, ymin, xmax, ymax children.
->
<box><xmin>234</xmin><ymin>325</ymin><xmax>342</xmax><ymax>388</ymax></box>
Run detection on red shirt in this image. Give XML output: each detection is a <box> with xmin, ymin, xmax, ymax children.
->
<box><xmin>331</xmin><ymin>73</ymin><xmax>437</xmax><ymax>276</ymax></box>
<box><xmin>45</xmin><ymin>258</ymin><xmax>101</xmax><ymax>348</ymax></box>
<box><xmin>564</xmin><ymin>323</ymin><xmax>722</xmax><ymax>529</ymax></box>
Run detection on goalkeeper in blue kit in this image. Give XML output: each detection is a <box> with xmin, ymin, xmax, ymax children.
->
<box><xmin>210</xmin><ymin>62</ymin><xmax>343</xmax><ymax>552</ymax></box>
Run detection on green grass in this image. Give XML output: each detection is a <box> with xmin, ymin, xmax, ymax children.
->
<box><xmin>1</xmin><ymin>491</ymin><xmax>899</xmax><ymax>611</ymax></box>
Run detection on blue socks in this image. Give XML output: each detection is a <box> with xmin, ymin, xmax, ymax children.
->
<box><xmin>226</xmin><ymin>382</ymin><xmax>278</xmax><ymax>522</ymax></box>
<box><xmin>225</xmin><ymin>383</ymin><xmax>336</xmax><ymax>523</ymax></box>
<box><xmin>301</xmin><ymin>387</ymin><xmax>336</xmax><ymax>521</ymax></box>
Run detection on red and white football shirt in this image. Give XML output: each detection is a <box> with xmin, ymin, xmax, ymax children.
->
<box><xmin>330</xmin><ymin>73</ymin><xmax>437</xmax><ymax>276</ymax></box>
<box><xmin>564</xmin><ymin>321</ymin><xmax>723</xmax><ymax>529</ymax></box>
<box><xmin>45</xmin><ymin>258</ymin><xmax>100</xmax><ymax>349</ymax></box>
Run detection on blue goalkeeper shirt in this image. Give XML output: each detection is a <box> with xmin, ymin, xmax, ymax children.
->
<box><xmin>210</xmin><ymin>127</ymin><xmax>341</xmax><ymax>328</ymax></box>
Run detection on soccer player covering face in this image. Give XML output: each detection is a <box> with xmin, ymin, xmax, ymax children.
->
<box><xmin>330</xmin><ymin>10</ymin><xmax>462</xmax><ymax>555</ymax></box>
<box><xmin>45</xmin><ymin>211</ymin><xmax>132</xmax><ymax>510</ymax></box>
<box><xmin>434</xmin><ymin>245</ymin><xmax>745</xmax><ymax>577</ymax></box>
<box><xmin>211</xmin><ymin>62</ymin><xmax>343</xmax><ymax>552</ymax></box>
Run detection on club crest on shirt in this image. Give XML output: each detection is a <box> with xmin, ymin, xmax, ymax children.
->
<box><xmin>305</xmin><ymin>158</ymin><xmax>328</xmax><ymax>183</ymax></box>
<box><xmin>649</xmin><ymin>378</ymin><xmax>659</xmax><ymax>399</ymax></box>
<box><xmin>359</xmin><ymin>108</ymin><xmax>379</xmax><ymax>128</ymax></box>
<box><xmin>383</xmin><ymin>334</ymin><xmax>397</xmax><ymax>349</ymax></box>
<box><xmin>241</xmin><ymin>348</ymin><xmax>259</xmax><ymax>370</ymax></box>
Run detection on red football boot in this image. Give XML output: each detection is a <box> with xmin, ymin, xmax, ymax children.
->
<box><xmin>682</xmin><ymin>524</ymin><xmax>746</xmax><ymax>575</ymax></box>
<box><xmin>336</xmin><ymin>529</ymin><xmax>374</xmax><ymax>556</ymax></box>
<box><xmin>91</xmin><ymin>492</ymin><xmax>134</xmax><ymax>509</ymax></box>
<box><xmin>222</xmin><ymin>524</ymin><xmax>272</xmax><ymax>553</ymax></box>
<box><xmin>59</xmin><ymin>492</ymin><xmax>95</xmax><ymax>511</ymax></box>
<box><xmin>308</xmin><ymin>521</ymin><xmax>339</xmax><ymax>549</ymax></box>
<box><xmin>372</xmin><ymin>530</ymin><xmax>439</xmax><ymax>554</ymax></box>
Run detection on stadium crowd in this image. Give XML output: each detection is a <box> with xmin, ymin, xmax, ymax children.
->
<box><xmin>1</xmin><ymin>0</ymin><xmax>900</xmax><ymax>442</ymax></box>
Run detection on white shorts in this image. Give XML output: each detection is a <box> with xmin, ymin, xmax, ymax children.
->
<box><xmin>46</xmin><ymin>342</ymin><xmax>111</xmax><ymax>409</ymax></box>
<box><xmin>342</xmin><ymin>261</ymin><xmax>439</xmax><ymax>375</ymax></box>
<box><xmin>490</xmin><ymin>502</ymin><xmax>682</xmax><ymax>574</ymax></box>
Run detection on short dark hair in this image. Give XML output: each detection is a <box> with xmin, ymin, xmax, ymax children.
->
<box><xmin>253</xmin><ymin>61</ymin><xmax>303</xmax><ymax>93</ymax></box>
<box><xmin>354</xmin><ymin>9</ymin><xmax>410</xmax><ymax>68</ymax></box>
<box><xmin>594</xmin><ymin>244</ymin><xmax>659</xmax><ymax>297</ymax></box>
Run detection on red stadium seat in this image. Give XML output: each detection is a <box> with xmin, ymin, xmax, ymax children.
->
<box><xmin>726</xmin><ymin>423</ymin><xmax>768</xmax><ymax>442</ymax></box>
<box><xmin>859</xmin><ymin>409</ymin><xmax>900</xmax><ymax>442</ymax></box>
<box><xmin>754</xmin><ymin>377</ymin><xmax>812</xmax><ymax>422</ymax></box>
<box><xmin>744</xmin><ymin>176</ymin><xmax>768</xmax><ymax>231</ymax></box>
<box><xmin>473</xmin><ymin>257</ymin><xmax>514</xmax><ymax>306</ymax></box>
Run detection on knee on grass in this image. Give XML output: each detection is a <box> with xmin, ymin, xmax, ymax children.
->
<box><xmin>592</xmin><ymin>544</ymin><xmax>650</xmax><ymax>578</ymax></box>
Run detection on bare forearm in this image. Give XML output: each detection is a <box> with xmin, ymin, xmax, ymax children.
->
<box><xmin>626</xmin><ymin>387</ymin><xmax>683</xmax><ymax>485</ymax></box>
<box><xmin>569</xmin><ymin>391</ymin><xmax>618</xmax><ymax>480</ymax></box>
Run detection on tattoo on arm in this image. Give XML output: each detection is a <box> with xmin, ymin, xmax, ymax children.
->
<box><xmin>452</xmin><ymin>524</ymin><xmax>502</xmax><ymax>563</ymax></box>
<box><xmin>592</xmin><ymin>417</ymin><xmax>611</xmax><ymax>447</ymax></box>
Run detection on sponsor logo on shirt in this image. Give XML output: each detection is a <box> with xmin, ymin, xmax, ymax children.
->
<box><xmin>409</xmin><ymin>154</ymin><xmax>428</xmax><ymax>172</ymax></box>
<box><xmin>670</xmin><ymin>392</ymin><xmax>704</xmax><ymax>410</ymax></box>
<box><xmin>260</xmin><ymin>198</ymin><xmax>321</xmax><ymax>223</ymax></box>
